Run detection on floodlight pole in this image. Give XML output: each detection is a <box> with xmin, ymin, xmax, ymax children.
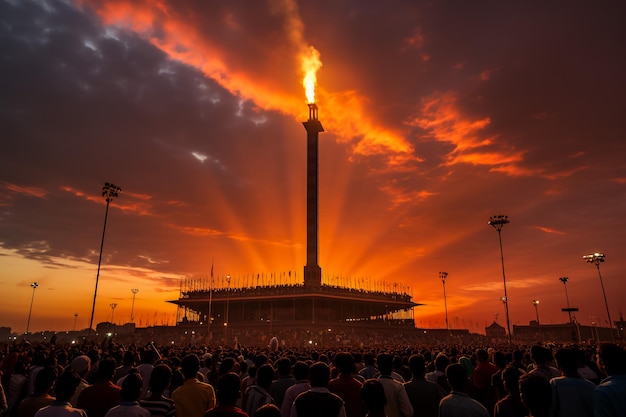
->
<box><xmin>25</xmin><ymin>282</ymin><xmax>39</xmax><ymax>335</ymax></box>
<box><xmin>489</xmin><ymin>215</ymin><xmax>512</xmax><ymax>344</ymax></box>
<box><xmin>88</xmin><ymin>182</ymin><xmax>121</xmax><ymax>340</ymax></box>
<box><xmin>439</xmin><ymin>272</ymin><xmax>449</xmax><ymax>331</ymax></box>
<box><xmin>532</xmin><ymin>300</ymin><xmax>540</xmax><ymax>324</ymax></box>
<box><xmin>583</xmin><ymin>253</ymin><xmax>616</xmax><ymax>342</ymax></box>
<box><xmin>130</xmin><ymin>289</ymin><xmax>139</xmax><ymax>322</ymax></box>
<box><xmin>559</xmin><ymin>277</ymin><xmax>573</xmax><ymax>324</ymax></box>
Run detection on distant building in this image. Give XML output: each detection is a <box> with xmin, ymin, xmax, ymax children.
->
<box><xmin>485</xmin><ymin>321</ymin><xmax>506</xmax><ymax>341</ymax></box>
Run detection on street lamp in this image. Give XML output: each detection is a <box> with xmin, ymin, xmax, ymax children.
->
<box><xmin>130</xmin><ymin>289</ymin><xmax>139</xmax><ymax>322</ymax></box>
<box><xmin>439</xmin><ymin>272</ymin><xmax>449</xmax><ymax>330</ymax></box>
<box><xmin>583</xmin><ymin>252</ymin><xmax>615</xmax><ymax>341</ymax></box>
<box><xmin>88</xmin><ymin>182</ymin><xmax>121</xmax><ymax>340</ymax></box>
<box><xmin>489</xmin><ymin>215</ymin><xmax>512</xmax><ymax>344</ymax></box>
<box><xmin>110</xmin><ymin>303</ymin><xmax>118</xmax><ymax>324</ymax></box>
<box><xmin>25</xmin><ymin>282</ymin><xmax>39</xmax><ymax>334</ymax></box>
<box><xmin>73</xmin><ymin>313</ymin><xmax>78</xmax><ymax>331</ymax></box>
<box><xmin>532</xmin><ymin>300</ymin><xmax>540</xmax><ymax>324</ymax></box>
<box><xmin>224</xmin><ymin>274</ymin><xmax>231</xmax><ymax>344</ymax></box>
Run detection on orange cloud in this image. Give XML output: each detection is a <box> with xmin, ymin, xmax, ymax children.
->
<box><xmin>2</xmin><ymin>182</ymin><xmax>47</xmax><ymax>198</ymax></box>
<box><xmin>532</xmin><ymin>226</ymin><xmax>566</xmax><ymax>236</ymax></box>
<box><xmin>61</xmin><ymin>185</ymin><xmax>154</xmax><ymax>216</ymax></box>
<box><xmin>409</xmin><ymin>92</ymin><xmax>542</xmax><ymax>177</ymax></box>
<box><xmin>79</xmin><ymin>0</ymin><xmax>414</xmax><ymax>162</ymax></box>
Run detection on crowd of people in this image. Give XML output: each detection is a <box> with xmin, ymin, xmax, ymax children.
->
<box><xmin>0</xmin><ymin>337</ymin><xmax>624</xmax><ymax>417</ymax></box>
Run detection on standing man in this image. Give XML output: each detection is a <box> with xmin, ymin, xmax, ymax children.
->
<box><xmin>439</xmin><ymin>364</ymin><xmax>489</xmax><ymax>417</ymax></box>
<box><xmin>376</xmin><ymin>354</ymin><xmax>413</xmax><ymax>417</ymax></box>
<box><xmin>594</xmin><ymin>343</ymin><xmax>626</xmax><ymax>417</ymax></box>
<box><xmin>172</xmin><ymin>354</ymin><xmax>216</xmax><ymax>417</ymax></box>
<box><xmin>292</xmin><ymin>362</ymin><xmax>346</xmax><ymax>417</ymax></box>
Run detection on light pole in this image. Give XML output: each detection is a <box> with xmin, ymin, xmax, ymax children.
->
<box><xmin>583</xmin><ymin>252</ymin><xmax>616</xmax><ymax>342</ymax></box>
<box><xmin>489</xmin><ymin>215</ymin><xmax>512</xmax><ymax>344</ymax></box>
<box><xmin>110</xmin><ymin>303</ymin><xmax>118</xmax><ymax>324</ymax></box>
<box><xmin>559</xmin><ymin>277</ymin><xmax>573</xmax><ymax>324</ymax></box>
<box><xmin>439</xmin><ymin>272</ymin><xmax>449</xmax><ymax>330</ymax></box>
<box><xmin>532</xmin><ymin>300</ymin><xmax>540</xmax><ymax>324</ymax></box>
<box><xmin>224</xmin><ymin>274</ymin><xmax>231</xmax><ymax>344</ymax></box>
<box><xmin>88</xmin><ymin>182</ymin><xmax>121</xmax><ymax>340</ymax></box>
<box><xmin>73</xmin><ymin>313</ymin><xmax>78</xmax><ymax>331</ymax></box>
<box><xmin>130</xmin><ymin>289</ymin><xmax>139</xmax><ymax>322</ymax></box>
<box><xmin>25</xmin><ymin>282</ymin><xmax>39</xmax><ymax>334</ymax></box>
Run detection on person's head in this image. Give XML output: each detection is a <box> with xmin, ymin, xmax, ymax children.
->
<box><xmin>360</xmin><ymin>379</ymin><xmax>386</xmax><ymax>414</ymax></box>
<box><xmin>54</xmin><ymin>371</ymin><xmax>81</xmax><ymax>402</ymax></box>
<box><xmin>216</xmin><ymin>372</ymin><xmax>241</xmax><ymax>405</ymax></box>
<box><xmin>501</xmin><ymin>365</ymin><xmax>523</xmax><ymax>394</ymax></box>
<box><xmin>334</xmin><ymin>352</ymin><xmax>355</xmax><ymax>376</ymax></box>
<box><xmin>309</xmin><ymin>362</ymin><xmax>330</xmax><ymax>388</ymax></box>
<box><xmin>476</xmin><ymin>349</ymin><xmax>489</xmax><ymax>363</ymax></box>
<box><xmin>181</xmin><ymin>353</ymin><xmax>201</xmax><ymax>380</ymax></box>
<box><xmin>376</xmin><ymin>353</ymin><xmax>393</xmax><ymax>376</ymax></box>
<box><xmin>494</xmin><ymin>352</ymin><xmax>507</xmax><ymax>369</ymax></box>
<box><xmin>434</xmin><ymin>353</ymin><xmax>450</xmax><ymax>372</ymax></box>
<box><xmin>140</xmin><ymin>348</ymin><xmax>156</xmax><ymax>365</ymax></box>
<box><xmin>149</xmin><ymin>363</ymin><xmax>172</xmax><ymax>395</ymax></box>
<box><xmin>70</xmin><ymin>355</ymin><xmax>91</xmax><ymax>378</ymax></box>
<box><xmin>293</xmin><ymin>361</ymin><xmax>309</xmax><ymax>381</ymax></box>
<box><xmin>597</xmin><ymin>343</ymin><xmax>626</xmax><ymax>376</ymax></box>
<box><xmin>94</xmin><ymin>357</ymin><xmax>117</xmax><ymax>382</ymax></box>
<box><xmin>255</xmin><ymin>404</ymin><xmax>281</xmax><ymax>417</ymax></box>
<box><xmin>121</xmin><ymin>372</ymin><xmax>143</xmax><ymax>402</ymax></box>
<box><xmin>122</xmin><ymin>351</ymin><xmax>135</xmax><ymax>367</ymax></box>
<box><xmin>34</xmin><ymin>366</ymin><xmax>57</xmax><ymax>394</ymax></box>
<box><xmin>256</xmin><ymin>364</ymin><xmax>275</xmax><ymax>389</ymax></box>
<box><xmin>219</xmin><ymin>357</ymin><xmax>236</xmax><ymax>375</ymax></box>
<box><xmin>530</xmin><ymin>345</ymin><xmax>548</xmax><ymax>366</ymax></box>
<box><xmin>519</xmin><ymin>373</ymin><xmax>551</xmax><ymax>416</ymax></box>
<box><xmin>445</xmin><ymin>363</ymin><xmax>468</xmax><ymax>392</ymax></box>
<box><xmin>408</xmin><ymin>354</ymin><xmax>426</xmax><ymax>379</ymax></box>
<box><xmin>363</xmin><ymin>353</ymin><xmax>375</xmax><ymax>367</ymax></box>
<box><xmin>275</xmin><ymin>357</ymin><xmax>292</xmax><ymax>377</ymax></box>
<box><xmin>554</xmin><ymin>348</ymin><xmax>578</xmax><ymax>377</ymax></box>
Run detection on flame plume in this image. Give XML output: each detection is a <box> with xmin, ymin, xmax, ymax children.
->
<box><xmin>301</xmin><ymin>46</ymin><xmax>322</xmax><ymax>104</ymax></box>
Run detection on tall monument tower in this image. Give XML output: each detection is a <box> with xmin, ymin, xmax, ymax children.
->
<box><xmin>303</xmin><ymin>103</ymin><xmax>324</xmax><ymax>288</ymax></box>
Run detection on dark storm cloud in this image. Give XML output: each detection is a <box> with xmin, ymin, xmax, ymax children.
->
<box><xmin>0</xmin><ymin>0</ymin><xmax>297</xmax><ymax>272</ymax></box>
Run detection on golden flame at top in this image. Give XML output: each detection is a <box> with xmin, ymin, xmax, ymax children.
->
<box><xmin>301</xmin><ymin>46</ymin><xmax>322</xmax><ymax>104</ymax></box>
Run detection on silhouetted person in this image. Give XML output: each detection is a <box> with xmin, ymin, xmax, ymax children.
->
<box><xmin>549</xmin><ymin>348</ymin><xmax>594</xmax><ymax>417</ymax></box>
<box><xmin>281</xmin><ymin>362</ymin><xmax>310</xmax><ymax>417</ymax></box>
<box><xmin>270</xmin><ymin>358</ymin><xmax>295</xmax><ymax>409</ymax></box>
<box><xmin>245</xmin><ymin>364</ymin><xmax>275</xmax><ymax>417</ymax></box>
<box><xmin>360</xmin><ymin>379</ymin><xmax>386</xmax><ymax>417</ymax></box>
<box><xmin>17</xmin><ymin>366</ymin><xmax>57</xmax><ymax>417</ymax></box>
<box><xmin>473</xmin><ymin>349</ymin><xmax>498</xmax><ymax>413</ymax></box>
<box><xmin>34</xmin><ymin>371</ymin><xmax>87</xmax><ymax>417</ymax></box>
<box><xmin>493</xmin><ymin>366</ymin><xmax>526</xmax><ymax>417</ymax></box>
<box><xmin>104</xmin><ymin>372</ymin><xmax>150</xmax><ymax>417</ymax></box>
<box><xmin>519</xmin><ymin>373</ymin><xmax>551</xmax><ymax>417</ymax></box>
<box><xmin>593</xmin><ymin>343</ymin><xmax>626</xmax><ymax>417</ymax></box>
<box><xmin>328</xmin><ymin>352</ymin><xmax>364</xmax><ymax>417</ymax></box>
<box><xmin>439</xmin><ymin>363</ymin><xmax>489</xmax><ymax>417</ymax></box>
<box><xmin>292</xmin><ymin>362</ymin><xmax>345</xmax><ymax>417</ymax></box>
<box><xmin>140</xmin><ymin>363</ymin><xmax>175</xmax><ymax>417</ymax></box>
<box><xmin>403</xmin><ymin>354</ymin><xmax>444</xmax><ymax>417</ymax></box>
<box><xmin>77</xmin><ymin>357</ymin><xmax>122</xmax><ymax>417</ymax></box>
<box><xmin>172</xmin><ymin>354</ymin><xmax>216</xmax><ymax>417</ymax></box>
<box><xmin>376</xmin><ymin>353</ymin><xmax>413</xmax><ymax>417</ymax></box>
<box><xmin>204</xmin><ymin>372</ymin><xmax>248</xmax><ymax>417</ymax></box>
<box><xmin>528</xmin><ymin>346</ymin><xmax>559</xmax><ymax>382</ymax></box>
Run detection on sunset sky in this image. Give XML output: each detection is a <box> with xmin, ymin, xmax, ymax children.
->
<box><xmin>1</xmin><ymin>0</ymin><xmax>625</xmax><ymax>335</ymax></box>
